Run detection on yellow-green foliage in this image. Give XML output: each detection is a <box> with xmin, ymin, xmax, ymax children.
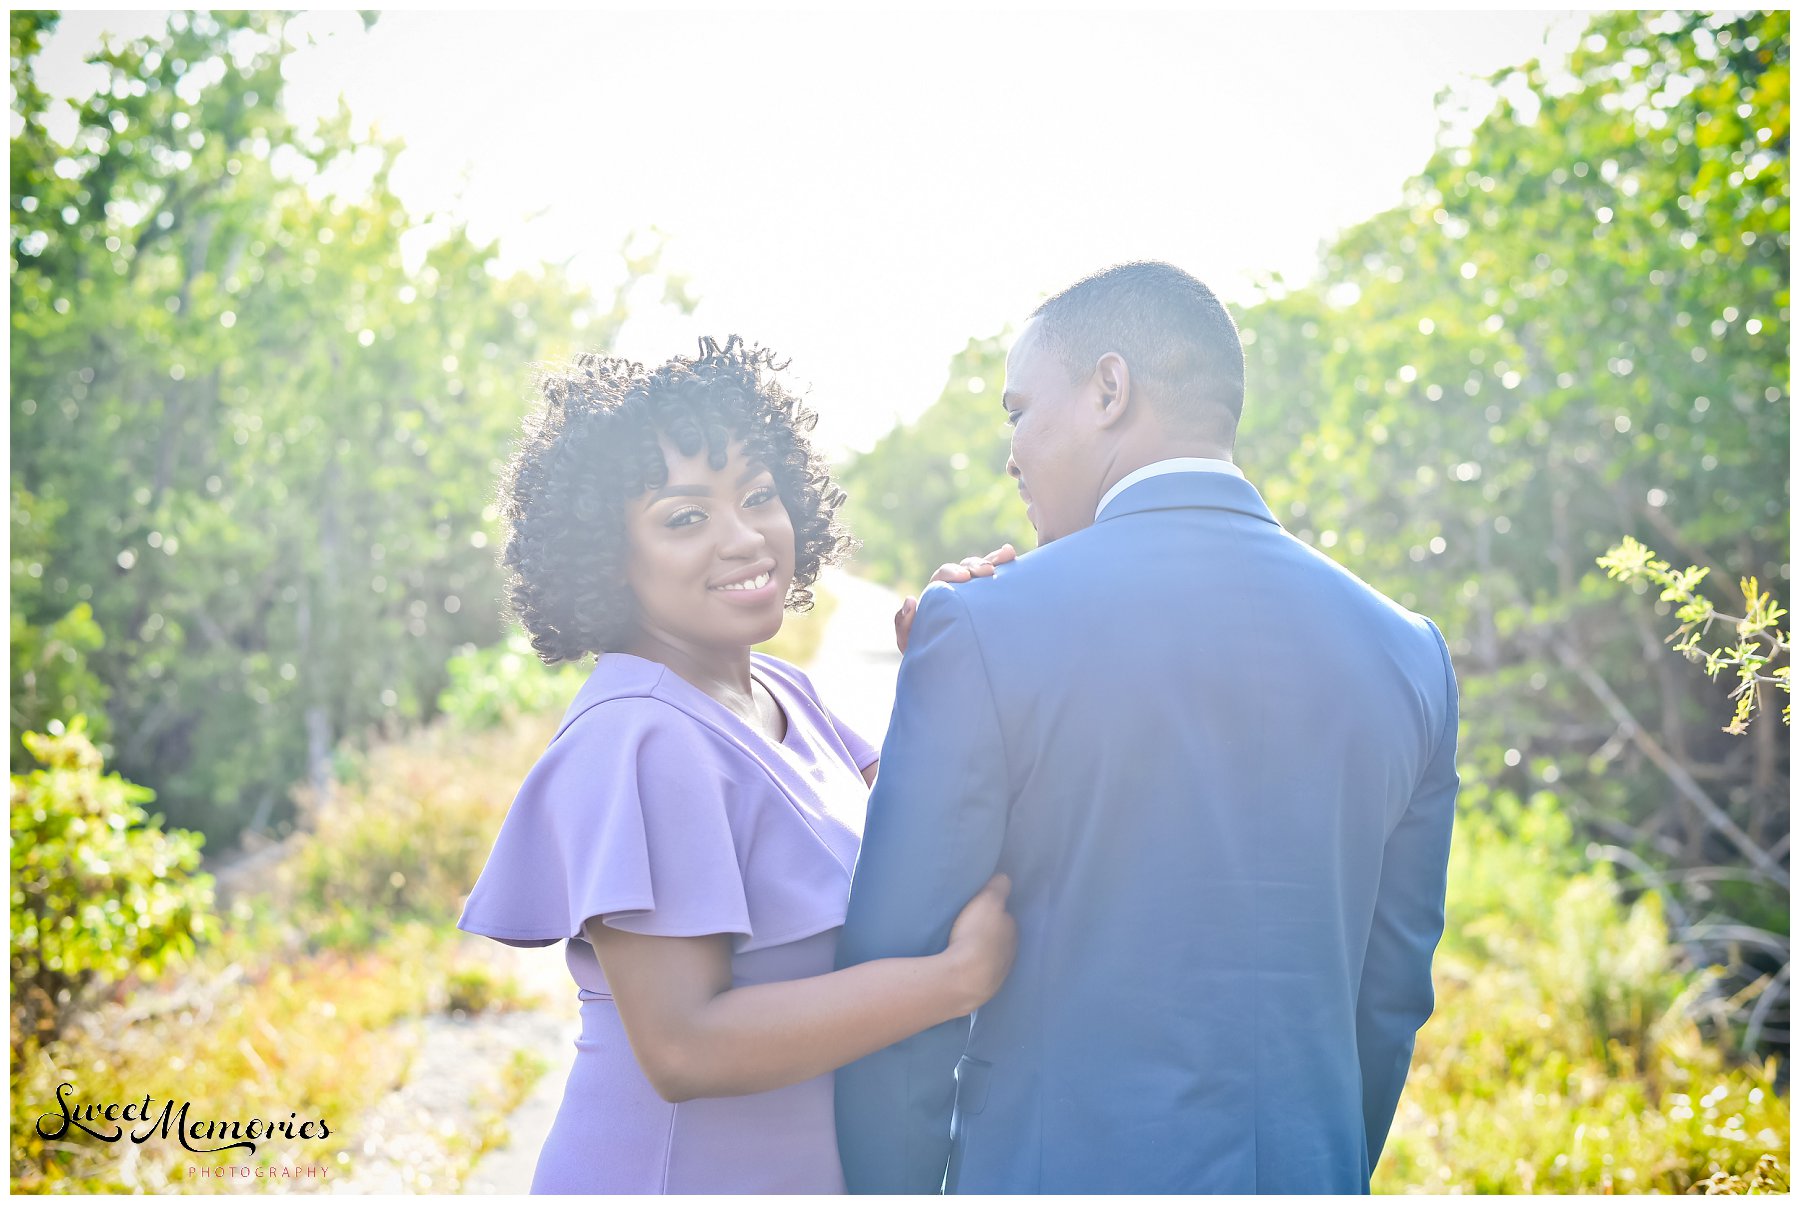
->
<box><xmin>11</xmin><ymin>920</ymin><xmax>445</xmax><ymax>1193</ymax></box>
<box><xmin>1375</xmin><ymin>789</ymin><xmax>1789</xmax><ymax>1193</ymax></box>
<box><xmin>13</xmin><ymin>687</ymin><xmax>1789</xmax><ymax>1195</ymax></box>
<box><xmin>10</xmin><ymin>712</ymin><xmax>556</xmax><ymax>1194</ymax></box>
<box><xmin>443</xmin><ymin>959</ymin><xmax>539</xmax><ymax>1017</ymax></box>
<box><xmin>451</xmin><ymin>1047</ymin><xmax>553</xmax><ymax>1184</ymax></box>
<box><xmin>10</xmin><ymin>721</ymin><xmax>218</xmax><ymax>1043</ymax></box>
<box><xmin>1695</xmin><ymin>1153</ymin><xmax>1790</xmax><ymax>1194</ymax></box>
<box><xmin>435</xmin><ymin>631</ymin><xmax>591</xmax><ymax>733</ymax></box>
<box><xmin>280</xmin><ymin>712</ymin><xmax>558</xmax><ymax>949</ymax></box>
<box><xmin>1598</xmin><ymin>536</ymin><xmax>1791</xmax><ymax>735</ymax></box>
<box><xmin>754</xmin><ymin>580</ymin><xmax>839</xmax><ymax>668</ymax></box>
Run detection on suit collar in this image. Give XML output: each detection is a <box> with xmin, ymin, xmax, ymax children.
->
<box><xmin>1094</xmin><ymin>469</ymin><xmax>1281</xmax><ymax>527</ymax></box>
<box><xmin>1094</xmin><ymin>457</ymin><xmax>1244</xmax><ymax>519</ymax></box>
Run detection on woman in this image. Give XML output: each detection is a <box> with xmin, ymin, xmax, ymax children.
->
<box><xmin>456</xmin><ymin>337</ymin><xmax>1017</xmax><ymax>1193</ymax></box>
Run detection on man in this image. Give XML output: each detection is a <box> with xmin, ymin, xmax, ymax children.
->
<box><xmin>834</xmin><ymin>262</ymin><xmax>1459</xmax><ymax>1193</ymax></box>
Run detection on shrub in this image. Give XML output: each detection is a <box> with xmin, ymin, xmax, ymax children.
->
<box><xmin>435</xmin><ymin>632</ymin><xmax>589</xmax><ymax>733</ymax></box>
<box><xmin>279</xmin><ymin>711</ymin><xmax>556</xmax><ymax>950</ymax></box>
<box><xmin>442</xmin><ymin>960</ymin><xmax>538</xmax><ymax>1017</ymax></box>
<box><xmin>1375</xmin><ymin>790</ymin><xmax>1789</xmax><ymax>1192</ymax></box>
<box><xmin>10</xmin><ymin>720</ymin><xmax>217</xmax><ymax>1044</ymax></box>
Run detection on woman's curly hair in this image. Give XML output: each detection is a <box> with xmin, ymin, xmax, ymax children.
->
<box><xmin>500</xmin><ymin>336</ymin><xmax>856</xmax><ymax>664</ymax></box>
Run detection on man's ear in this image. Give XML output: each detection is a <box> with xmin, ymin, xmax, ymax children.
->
<box><xmin>1093</xmin><ymin>352</ymin><xmax>1132</xmax><ymax>430</ymax></box>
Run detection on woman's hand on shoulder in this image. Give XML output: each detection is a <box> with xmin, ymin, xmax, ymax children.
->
<box><xmin>894</xmin><ymin>543</ymin><xmax>1018</xmax><ymax>653</ymax></box>
<box><xmin>938</xmin><ymin>872</ymin><xmax>1018</xmax><ymax>1016</ymax></box>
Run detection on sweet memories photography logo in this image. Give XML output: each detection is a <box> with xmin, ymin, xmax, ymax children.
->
<box><xmin>35</xmin><ymin>1081</ymin><xmax>332</xmax><ymax>1157</ymax></box>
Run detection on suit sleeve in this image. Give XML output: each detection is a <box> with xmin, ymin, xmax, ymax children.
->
<box><xmin>1356</xmin><ymin>620</ymin><xmax>1458</xmax><ymax>1173</ymax></box>
<box><xmin>834</xmin><ymin>583</ymin><xmax>1011</xmax><ymax>1194</ymax></box>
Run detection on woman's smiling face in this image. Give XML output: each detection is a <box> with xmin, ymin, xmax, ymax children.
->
<box><xmin>623</xmin><ymin>436</ymin><xmax>797</xmax><ymax>656</ymax></box>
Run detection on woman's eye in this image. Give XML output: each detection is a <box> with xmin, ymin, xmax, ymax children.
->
<box><xmin>665</xmin><ymin>506</ymin><xmax>706</xmax><ymax>528</ymax></box>
<box><xmin>744</xmin><ymin>485</ymin><xmax>777</xmax><ymax>508</ymax></box>
<box><xmin>1004</xmin><ymin>409</ymin><xmax>1021</xmax><ymax>427</ymax></box>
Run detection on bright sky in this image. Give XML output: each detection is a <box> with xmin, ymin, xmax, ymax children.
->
<box><xmin>34</xmin><ymin>8</ymin><xmax>1586</xmax><ymax>456</ymax></box>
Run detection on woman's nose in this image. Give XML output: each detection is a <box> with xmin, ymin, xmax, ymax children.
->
<box><xmin>1006</xmin><ymin>451</ymin><xmax>1021</xmax><ymax>480</ymax></box>
<box><xmin>717</xmin><ymin>507</ymin><xmax>766</xmax><ymax>558</ymax></box>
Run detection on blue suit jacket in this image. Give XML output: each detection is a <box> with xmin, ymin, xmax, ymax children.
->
<box><xmin>835</xmin><ymin>472</ymin><xmax>1458</xmax><ymax>1194</ymax></box>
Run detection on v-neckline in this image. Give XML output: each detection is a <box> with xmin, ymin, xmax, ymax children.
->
<box><xmin>747</xmin><ymin>670</ymin><xmax>792</xmax><ymax>748</ymax></box>
<box><xmin>611</xmin><ymin>653</ymin><xmax>795</xmax><ymax>752</ymax></box>
<box><xmin>592</xmin><ymin>652</ymin><xmax>800</xmax><ymax>755</ymax></box>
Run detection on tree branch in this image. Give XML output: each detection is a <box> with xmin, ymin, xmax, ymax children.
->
<box><xmin>1550</xmin><ymin>635</ymin><xmax>1788</xmax><ymax>889</ymax></box>
<box><xmin>1633</xmin><ymin>497</ymin><xmax>1736</xmax><ymax>593</ymax></box>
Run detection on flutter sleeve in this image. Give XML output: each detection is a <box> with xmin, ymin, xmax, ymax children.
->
<box><xmin>456</xmin><ymin>697</ymin><xmax>753</xmax><ymax>948</ymax></box>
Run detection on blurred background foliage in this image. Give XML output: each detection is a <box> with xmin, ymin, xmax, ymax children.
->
<box><xmin>840</xmin><ymin>8</ymin><xmax>1790</xmax><ymax>1189</ymax></box>
<box><xmin>8</xmin><ymin>7</ymin><xmax>1789</xmax><ymax>1194</ymax></box>
<box><xmin>8</xmin><ymin>9</ymin><xmax>680</xmax><ymax>844</ymax></box>
<box><xmin>843</xmin><ymin>0</ymin><xmax>1789</xmax><ymax>1058</ymax></box>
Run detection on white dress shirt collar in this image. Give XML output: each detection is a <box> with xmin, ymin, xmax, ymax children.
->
<box><xmin>1095</xmin><ymin>457</ymin><xmax>1245</xmax><ymax>520</ymax></box>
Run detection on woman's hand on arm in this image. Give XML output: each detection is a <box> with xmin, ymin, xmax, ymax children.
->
<box><xmin>583</xmin><ymin>873</ymin><xmax>1016</xmax><ymax>1103</ymax></box>
<box><xmin>894</xmin><ymin>543</ymin><xmax>1017</xmax><ymax>653</ymax></box>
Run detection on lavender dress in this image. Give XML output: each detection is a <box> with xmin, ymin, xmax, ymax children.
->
<box><xmin>457</xmin><ymin>652</ymin><xmax>874</xmax><ymax>1194</ymax></box>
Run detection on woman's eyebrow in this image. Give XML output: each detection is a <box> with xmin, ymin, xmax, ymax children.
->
<box><xmin>644</xmin><ymin>482</ymin><xmax>711</xmax><ymax>503</ymax></box>
<box><xmin>643</xmin><ymin>462</ymin><xmax>767</xmax><ymax>506</ymax></box>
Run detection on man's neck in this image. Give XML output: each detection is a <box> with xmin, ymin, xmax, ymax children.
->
<box><xmin>1095</xmin><ymin>441</ymin><xmax>1234</xmax><ymax>506</ymax></box>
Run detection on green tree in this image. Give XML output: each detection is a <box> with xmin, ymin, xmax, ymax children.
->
<box><xmin>842</xmin><ymin>10</ymin><xmax>1789</xmax><ymax>1048</ymax></box>
<box><xmin>839</xmin><ymin>333</ymin><xmax>1029</xmax><ymax>588</ymax></box>
<box><xmin>11</xmin><ymin>14</ymin><xmax>670</xmax><ymax>841</ymax></box>
<box><xmin>1235</xmin><ymin>11</ymin><xmax>1788</xmax><ymax>1021</ymax></box>
<box><xmin>10</xmin><ymin>484</ymin><xmax>110</xmax><ymax>769</ymax></box>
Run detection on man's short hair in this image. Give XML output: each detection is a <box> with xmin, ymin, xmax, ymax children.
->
<box><xmin>1031</xmin><ymin>262</ymin><xmax>1246</xmax><ymax>442</ymax></box>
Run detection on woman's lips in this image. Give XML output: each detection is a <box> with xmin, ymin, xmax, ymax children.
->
<box><xmin>710</xmin><ymin>568</ymin><xmax>782</xmax><ymax>605</ymax></box>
